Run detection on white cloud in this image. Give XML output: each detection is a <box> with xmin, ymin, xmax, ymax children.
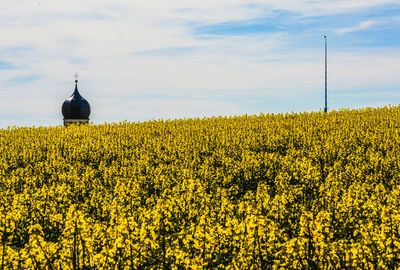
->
<box><xmin>335</xmin><ymin>20</ymin><xmax>378</xmax><ymax>35</ymax></box>
<box><xmin>328</xmin><ymin>49</ymin><xmax>400</xmax><ymax>90</ymax></box>
<box><xmin>0</xmin><ymin>0</ymin><xmax>399</xmax><ymax>128</ymax></box>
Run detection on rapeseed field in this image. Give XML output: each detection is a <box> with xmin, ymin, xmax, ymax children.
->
<box><xmin>1</xmin><ymin>106</ymin><xmax>400</xmax><ymax>269</ymax></box>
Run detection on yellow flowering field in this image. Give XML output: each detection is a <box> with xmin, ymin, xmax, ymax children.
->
<box><xmin>1</xmin><ymin>106</ymin><xmax>400</xmax><ymax>269</ymax></box>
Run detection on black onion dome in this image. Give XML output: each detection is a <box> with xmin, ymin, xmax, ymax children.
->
<box><xmin>62</xmin><ymin>80</ymin><xmax>91</xmax><ymax>119</ymax></box>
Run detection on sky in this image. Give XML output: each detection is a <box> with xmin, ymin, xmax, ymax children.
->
<box><xmin>0</xmin><ymin>0</ymin><xmax>399</xmax><ymax>128</ymax></box>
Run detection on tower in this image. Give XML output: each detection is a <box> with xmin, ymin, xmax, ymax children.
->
<box><xmin>324</xmin><ymin>35</ymin><xmax>328</xmax><ymax>113</ymax></box>
<box><xmin>62</xmin><ymin>74</ymin><xmax>91</xmax><ymax>126</ymax></box>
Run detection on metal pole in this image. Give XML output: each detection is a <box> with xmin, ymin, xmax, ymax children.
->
<box><xmin>324</xmin><ymin>35</ymin><xmax>327</xmax><ymax>113</ymax></box>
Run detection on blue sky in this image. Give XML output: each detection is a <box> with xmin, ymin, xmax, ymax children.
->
<box><xmin>0</xmin><ymin>0</ymin><xmax>399</xmax><ymax>128</ymax></box>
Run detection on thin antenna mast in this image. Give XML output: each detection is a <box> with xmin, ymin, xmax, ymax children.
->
<box><xmin>324</xmin><ymin>35</ymin><xmax>328</xmax><ymax>113</ymax></box>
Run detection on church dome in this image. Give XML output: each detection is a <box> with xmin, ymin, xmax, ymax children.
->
<box><xmin>62</xmin><ymin>77</ymin><xmax>91</xmax><ymax>120</ymax></box>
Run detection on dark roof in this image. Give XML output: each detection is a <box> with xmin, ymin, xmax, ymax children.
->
<box><xmin>62</xmin><ymin>80</ymin><xmax>91</xmax><ymax>119</ymax></box>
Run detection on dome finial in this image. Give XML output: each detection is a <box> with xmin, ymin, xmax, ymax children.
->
<box><xmin>62</xmin><ymin>73</ymin><xmax>91</xmax><ymax>126</ymax></box>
